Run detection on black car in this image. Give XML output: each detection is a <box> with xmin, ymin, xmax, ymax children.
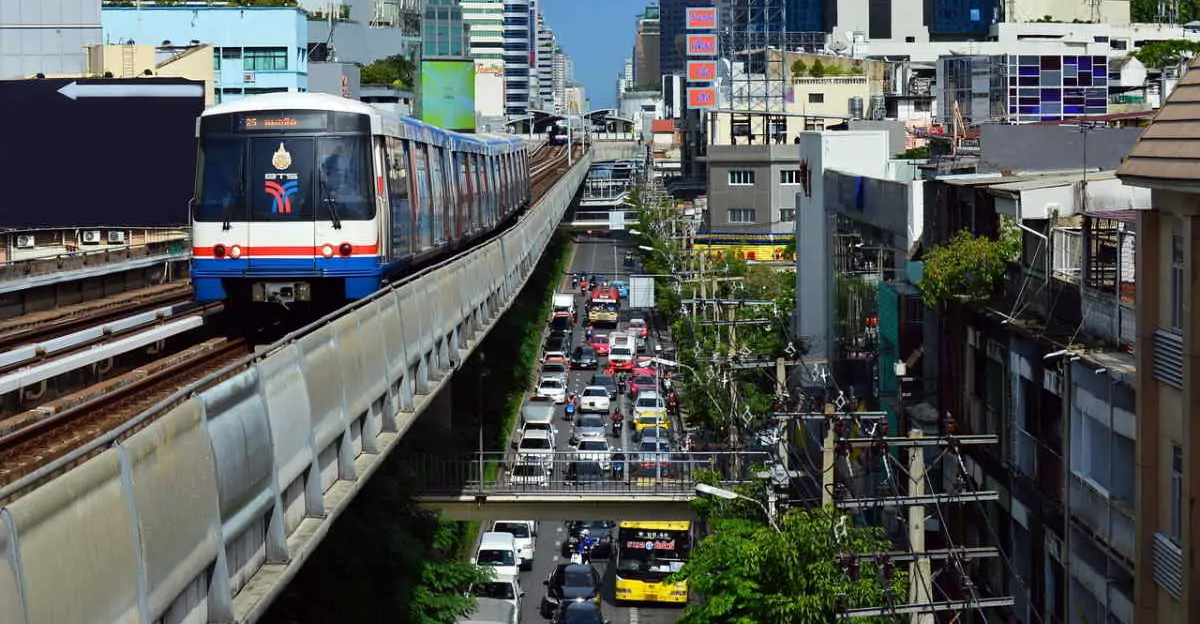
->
<box><xmin>588</xmin><ymin>373</ymin><xmax>618</xmax><ymax>400</ymax></box>
<box><xmin>544</xmin><ymin>334</ymin><xmax>571</xmax><ymax>354</ymax></box>
<box><xmin>571</xmin><ymin>345</ymin><xmax>599</xmax><ymax>370</ymax></box>
<box><xmin>560</xmin><ymin>520</ymin><xmax>616</xmax><ymax>558</ymax></box>
<box><xmin>565</xmin><ymin>460</ymin><xmax>609</xmax><ymax>487</ymax></box>
<box><xmin>551</xmin><ymin>599</ymin><xmax>608</xmax><ymax>624</ymax></box>
<box><xmin>540</xmin><ymin>563</ymin><xmax>602</xmax><ymax>618</ymax></box>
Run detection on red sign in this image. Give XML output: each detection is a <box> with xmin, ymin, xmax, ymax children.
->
<box><xmin>625</xmin><ymin>540</ymin><xmax>677</xmax><ymax>550</ymax></box>
<box><xmin>687</xmin><ymin>61</ymin><xmax>717</xmax><ymax>82</ymax></box>
<box><xmin>687</xmin><ymin>87</ymin><xmax>717</xmax><ymax>109</ymax></box>
<box><xmin>686</xmin><ymin>7</ymin><xmax>717</xmax><ymax>30</ymax></box>
<box><xmin>686</xmin><ymin>34</ymin><xmax>717</xmax><ymax>57</ymax></box>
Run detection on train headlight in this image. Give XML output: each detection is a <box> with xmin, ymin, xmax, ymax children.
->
<box><xmin>321</xmin><ymin>244</ymin><xmax>335</xmax><ymax>258</ymax></box>
<box><xmin>229</xmin><ymin>245</ymin><xmax>242</xmax><ymax>259</ymax></box>
<box><xmin>213</xmin><ymin>244</ymin><xmax>226</xmax><ymax>258</ymax></box>
<box><xmin>338</xmin><ymin>242</ymin><xmax>353</xmax><ymax>257</ymax></box>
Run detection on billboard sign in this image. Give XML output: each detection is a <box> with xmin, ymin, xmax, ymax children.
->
<box><xmin>0</xmin><ymin>78</ymin><xmax>204</xmax><ymax>228</ymax></box>
<box><xmin>629</xmin><ymin>276</ymin><xmax>656</xmax><ymax>309</ymax></box>
<box><xmin>686</xmin><ymin>34</ymin><xmax>718</xmax><ymax>56</ymax></box>
<box><xmin>420</xmin><ymin>60</ymin><xmax>477</xmax><ymax>132</ymax></box>
<box><xmin>687</xmin><ymin>60</ymin><xmax>717</xmax><ymax>82</ymax></box>
<box><xmin>687</xmin><ymin>87</ymin><xmax>717</xmax><ymax>109</ymax></box>
<box><xmin>686</xmin><ymin>7</ymin><xmax>717</xmax><ymax>30</ymax></box>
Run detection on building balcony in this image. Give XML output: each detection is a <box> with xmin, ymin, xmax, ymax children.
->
<box><xmin>1068</xmin><ymin>472</ymin><xmax>1135</xmax><ymax>564</ymax></box>
<box><xmin>1070</xmin><ymin>550</ymin><xmax>1135</xmax><ymax>624</ymax></box>
<box><xmin>309</xmin><ymin>3</ymin><xmax>352</xmax><ymax>22</ymax></box>
<box><xmin>791</xmin><ymin>76</ymin><xmax>868</xmax><ymax>87</ymax></box>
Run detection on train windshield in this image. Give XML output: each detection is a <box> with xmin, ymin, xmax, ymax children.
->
<box><xmin>195</xmin><ymin>134</ymin><xmax>374</xmax><ymax>223</ymax></box>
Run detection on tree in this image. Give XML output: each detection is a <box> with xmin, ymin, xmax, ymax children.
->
<box><xmin>407</xmin><ymin>522</ymin><xmax>494</xmax><ymax>624</ymax></box>
<box><xmin>918</xmin><ymin>225</ymin><xmax>1020</xmax><ymax>307</ymax></box>
<box><xmin>1131</xmin><ymin>39</ymin><xmax>1200</xmax><ymax>69</ymax></box>
<box><xmin>893</xmin><ymin>145</ymin><xmax>929</xmax><ymax>160</ymax></box>
<box><xmin>790</xmin><ymin>59</ymin><xmax>808</xmax><ymax>76</ymax></box>
<box><xmin>671</xmin><ymin>478</ymin><xmax>903</xmax><ymax>624</ymax></box>
<box><xmin>360</xmin><ymin>54</ymin><xmax>417</xmax><ymax>88</ymax></box>
<box><xmin>809</xmin><ymin>59</ymin><xmax>825</xmax><ymax>78</ymax></box>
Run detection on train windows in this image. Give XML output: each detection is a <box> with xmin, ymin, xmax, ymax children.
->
<box><xmin>458</xmin><ymin>154</ymin><xmax>471</xmax><ymax>234</ymax></box>
<box><xmin>442</xmin><ymin>150</ymin><xmax>458</xmax><ymax>239</ymax></box>
<box><xmin>316</xmin><ymin>136</ymin><xmax>374</xmax><ymax>220</ymax></box>
<box><xmin>194</xmin><ymin>137</ymin><xmax>246</xmax><ymax>221</ymax></box>
<box><xmin>384</xmin><ymin>136</ymin><xmax>412</xmax><ymax>257</ymax></box>
<box><xmin>428</xmin><ymin>145</ymin><xmax>447</xmax><ymax>243</ymax></box>
<box><xmin>413</xmin><ymin>143</ymin><xmax>433</xmax><ymax>250</ymax></box>
<box><xmin>474</xmin><ymin>153</ymin><xmax>487</xmax><ymax>228</ymax></box>
<box><xmin>249</xmin><ymin>137</ymin><xmax>316</xmax><ymax>221</ymax></box>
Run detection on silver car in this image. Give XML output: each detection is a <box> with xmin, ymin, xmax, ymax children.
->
<box><xmin>569</xmin><ymin>413</ymin><xmax>608</xmax><ymax>445</ymax></box>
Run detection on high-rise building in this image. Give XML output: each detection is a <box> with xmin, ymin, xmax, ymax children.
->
<box><xmin>633</xmin><ymin>4</ymin><xmax>661</xmax><ymax>90</ymax></box>
<box><xmin>536</xmin><ymin>14</ymin><xmax>555</xmax><ymax>110</ymax></box>
<box><xmin>1</xmin><ymin>0</ymin><xmax>102</xmax><ymax>79</ymax></box>
<box><xmin>551</xmin><ymin>45</ymin><xmax>567</xmax><ymax>112</ymax></box>
<box><xmin>462</xmin><ymin>0</ymin><xmax>505</xmax><ymax>62</ymax></box>
<box><xmin>786</xmin><ymin>0</ymin><xmax>825</xmax><ymax>32</ymax></box>
<box><xmin>659</xmin><ymin>0</ymin><xmax>710</xmax><ymax>79</ymax></box>
<box><xmin>501</xmin><ymin>0</ymin><xmax>533</xmax><ymax>116</ymax></box>
<box><xmin>423</xmin><ymin>0</ymin><xmax>470</xmax><ymax>58</ymax></box>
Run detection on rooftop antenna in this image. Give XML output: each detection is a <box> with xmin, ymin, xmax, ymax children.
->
<box><xmin>1088</xmin><ymin>0</ymin><xmax>1102</xmax><ymax>23</ymax></box>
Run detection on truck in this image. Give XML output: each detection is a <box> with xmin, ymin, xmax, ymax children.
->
<box><xmin>587</xmin><ymin>286</ymin><xmax>620</xmax><ymax>327</ymax></box>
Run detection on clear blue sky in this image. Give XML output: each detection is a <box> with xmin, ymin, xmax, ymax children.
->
<box><xmin>539</xmin><ymin>0</ymin><xmax>647</xmax><ymax>110</ymax></box>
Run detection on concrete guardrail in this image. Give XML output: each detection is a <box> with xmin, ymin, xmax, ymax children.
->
<box><xmin>0</xmin><ymin>151</ymin><xmax>594</xmax><ymax>624</ymax></box>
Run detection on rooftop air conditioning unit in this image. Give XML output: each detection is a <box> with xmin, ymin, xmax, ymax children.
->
<box><xmin>244</xmin><ymin>72</ymin><xmax>256</xmax><ymax>83</ymax></box>
<box><xmin>82</xmin><ymin>230</ymin><xmax>102</xmax><ymax>244</ymax></box>
<box><xmin>107</xmin><ymin>231</ymin><xmax>127</xmax><ymax>244</ymax></box>
<box><xmin>15</xmin><ymin>235</ymin><xmax>35</xmax><ymax>249</ymax></box>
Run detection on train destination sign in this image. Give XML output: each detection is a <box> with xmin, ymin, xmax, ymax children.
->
<box><xmin>237</xmin><ymin>112</ymin><xmax>328</xmax><ymax>131</ymax></box>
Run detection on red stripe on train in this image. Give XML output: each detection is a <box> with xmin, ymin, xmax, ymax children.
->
<box><xmin>193</xmin><ymin>244</ymin><xmax>380</xmax><ymax>257</ymax></box>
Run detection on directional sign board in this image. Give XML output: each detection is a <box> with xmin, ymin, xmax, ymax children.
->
<box><xmin>608</xmin><ymin>209</ymin><xmax>626</xmax><ymax>230</ymax></box>
<box><xmin>0</xmin><ymin>78</ymin><xmax>205</xmax><ymax>228</ymax></box>
<box><xmin>629</xmin><ymin>276</ymin><xmax>656</xmax><ymax>309</ymax></box>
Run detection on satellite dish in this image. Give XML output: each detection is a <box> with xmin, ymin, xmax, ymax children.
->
<box><xmin>829</xmin><ymin>40</ymin><xmax>849</xmax><ymax>53</ymax></box>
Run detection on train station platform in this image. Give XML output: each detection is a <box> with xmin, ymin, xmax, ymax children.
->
<box><xmin>0</xmin><ymin>237</ymin><xmax>189</xmax><ymax>295</ymax></box>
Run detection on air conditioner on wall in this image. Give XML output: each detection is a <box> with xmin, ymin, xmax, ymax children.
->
<box><xmin>244</xmin><ymin>72</ymin><xmax>256</xmax><ymax>83</ymax></box>
<box><xmin>15</xmin><ymin>235</ymin><xmax>35</xmax><ymax>249</ymax></box>
<box><xmin>107</xmin><ymin>231</ymin><xmax>126</xmax><ymax>244</ymax></box>
<box><xmin>82</xmin><ymin>230</ymin><xmax>102</xmax><ymax>244</ymax></box>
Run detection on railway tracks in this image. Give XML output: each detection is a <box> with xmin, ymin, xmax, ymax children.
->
<box><xmin>0</xmin><ymin>282</ymin><xmax>192</xmax><ymax>350</ymax></box>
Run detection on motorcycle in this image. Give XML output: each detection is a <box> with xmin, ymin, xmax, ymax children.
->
<box><xmin>612</xmin><ymin>418</ymin><xmax>624</xmax><ymax>438</ymax></box>
<box><xmin>564</xmin><ymin>400</ymin><xmax>577</xmax><ymax>421</ymax></box>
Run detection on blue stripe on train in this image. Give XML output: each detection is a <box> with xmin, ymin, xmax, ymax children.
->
<box><xmin>192</xmin><ymin>256</ymin><xmax>385</xmax><ymax>301</ymax></box>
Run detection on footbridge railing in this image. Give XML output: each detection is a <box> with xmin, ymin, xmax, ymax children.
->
<box><xmin>0</xmin><ymin>153</ymin><xmax>594</xmax><ymax>624</ymax></box>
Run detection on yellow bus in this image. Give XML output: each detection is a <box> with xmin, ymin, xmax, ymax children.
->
<box><xmin>613</xmin><ymin>520</ymin><xmax>692</xmax><ymax>604</ymax></box>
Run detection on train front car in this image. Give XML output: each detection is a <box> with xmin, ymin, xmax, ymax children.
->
<box><xmin>191</xmin><ymin>93</ymin><xmax>383</xmax><ymax>308</ymax></box>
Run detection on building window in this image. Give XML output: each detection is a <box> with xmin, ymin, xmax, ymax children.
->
<box><xmin>914</xmin><ymin>100</ymin><xmax>932</xmax><ymax>112</ymax></box>
<box><xmin>804</xmin><ymin>120</ymin><xmax>825</xmax><ymax>131</ymax></box>
<box><xmin>1171</xmin><ymin>230</ymin><xmax>1184</xmax><ymax>329</ymax></box>
<box><xmin>728</xmin><ymin>170</ymin><xmax>755</xmax><ymax>186</ymax></box>
<box><xmin>213</xmin><ymin>49</ymin><xmax>221</xmax><ymax>70</ymax></box>
<box><xmin>808</xmin><ymin>92</ymin><xmax>824</xmax><ymax>104</ymax></box>
<box><xmin>243</xmin><ymin>47</ymin><xmax>288</xmax><ymax>72</ymax></box>
<box><xmin>728</xmin><ymin>208</ymin><xmax>756</xmax><ymax>224</ymax></box>
<box><xmin>1171</xmin><ymin>444</ymin><xmax>1183</xmax><ymax>542</ymax></box>
<box><xmin>780</xmin><ymin>170</ymin><xmax>801</xmax><ymax>185</ymax></box>
<box><xmin>779</xmin><ymin>208</ymin><xmax>796</xmax><ymax>222</ymax></box>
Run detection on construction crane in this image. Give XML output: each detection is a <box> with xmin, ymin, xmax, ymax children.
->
<box><xmin>950</xmin><ymin>99</ymin><xmax>967</xmax><ymax>157</ymax></box>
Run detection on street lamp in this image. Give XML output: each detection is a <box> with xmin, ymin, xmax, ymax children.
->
<box><xmin>694</xmin><ymin>483</ymin><xmax>782</xmax><ymax>532</ymax></box>
<box><xmin>638</xmin><ymin>245</ymin><xmax>655</xmax><ymax>252</ymax></box>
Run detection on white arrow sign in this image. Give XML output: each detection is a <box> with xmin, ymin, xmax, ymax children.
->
<box><xmin>57</xmin><ymin>81</ymin><xmax>204</xmax><ymax>100</ymax></box>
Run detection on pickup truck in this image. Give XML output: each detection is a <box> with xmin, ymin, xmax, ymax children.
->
<box><xmin>578</xmin><ymin>386</ymin><xmax>611</xmax><ymax>414</ymax></box>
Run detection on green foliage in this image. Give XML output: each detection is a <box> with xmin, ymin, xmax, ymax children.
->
<box><xmin>1131</xmin><ymin>39</ymin><xmax>1200</xmax><ymax>68</ymax></box>
<box><xmin>1132</xmin><ymin>0</ymin><xmax>1200</xmax><ymax>23</ymax></box>
<box><xmin>790</xmin><ymin>59</ymin><xmax>808</xmax><ymax>75</ymax></box>
<box><xmin>672</xmin><ymin>477</ymin><xmax>902</xmax><ymax>624</ymax></box>
<box><xmin>361</xmin><ymin>54</ymin><xmax>417</xmax><ymax>88</ymax></box>
<box><xmin>809</xmin><ymin>59</ymin><xmax>826</xmax><ymax>78</ymax></box>
<box><xmin>629</xmin><ymin>189</ymin><xmax>797</xmax><ymax>434</ymax></box>
<box><xmin>893</xmin><ymin>145</ymin><xmax>929</xmax><ymax>160</ymax></box>
<box><xmin>409</xmin><ymin>523</ymin><xmax>495</xmax><ymax>624</ymax></box>
<box><xmin>918</xmin><ymin>224</ymin><xmax>1020</xmax><ymax>307</ymax></box>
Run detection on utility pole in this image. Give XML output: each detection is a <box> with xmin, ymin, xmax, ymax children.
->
<box><xmin>779</xmin><ymin>408</ymin><xmax>1015</xmax><ymax>618</ymax></box>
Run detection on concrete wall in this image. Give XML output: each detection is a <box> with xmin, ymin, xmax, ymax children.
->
<box><xmin>304</xmin><ymin>0</ymin><xmax>422</xmax><ymax>65</ymax></box>
<box><xmin>979</xmin><ymin>125</ymin><xmax>1143</xmax><ymax>174</ymax></box>
<box><xmin>0</xmin><ymin>153</ymin><xmax>594</xmax><ymax>624</ymax></box>
<box><xmin>705</xmin><ymin>145</ymin><xmax>804</xmax><ymax>233</ymax></box>
<box><xmin>308</xmin><ymin>61</ymin><xmax>361</xmax><ymax>99</ymax></box>
<box><xmin>0</xmin><ymin>0</ymin><xmax>102</xmax><ymax>79</ymax></box>
<box><xmin>87</xmin><ymin>44</ymin><xmax>216</xmax><ymax>105</ymax></box>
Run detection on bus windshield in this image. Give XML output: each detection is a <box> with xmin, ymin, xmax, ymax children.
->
<box><xmin>615</xmin><ymin>526</ymin><xmax>691</xmax><ymax>581</ymax></box>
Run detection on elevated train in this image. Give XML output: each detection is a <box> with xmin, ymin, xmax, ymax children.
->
<box><xmin>190</xmin><ymin>92</ymin><xmax>530</xmax><ymax>307</ymax></box>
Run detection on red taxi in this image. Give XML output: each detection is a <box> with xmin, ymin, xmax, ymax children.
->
<box><xmin>589</xmin><ymin>333</ymin><xmax>610</xmax><ymax>355</ymax></box>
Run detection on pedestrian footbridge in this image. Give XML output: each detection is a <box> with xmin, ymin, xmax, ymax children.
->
<box><xmin>0</xmin><ymin>152</ymin><xmax>596</xmax><ymax>624</ymax></box>
<box><xmin>408</xmin><ymin>451</ymin><xmax>771</xmax><ymax>521</ymax></box>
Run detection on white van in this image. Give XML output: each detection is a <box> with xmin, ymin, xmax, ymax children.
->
<box><xmin>608</xmin><ymin>332</ymin><xmax>635</xmax><ymax>367</ymax></box>
<box><xmin>492</xmin><ymin>520</ymin><xmax>536</xmax><ymax>569</ymax></box>
<box><xmin>552</xmin><ymin>293</ymin><xmax>575</xmax><ymax>318</ymax></box>
<box><xmin>472</xmin><ymin>532</ymin><xmax>521</xmax><ymax>578</ymax></box>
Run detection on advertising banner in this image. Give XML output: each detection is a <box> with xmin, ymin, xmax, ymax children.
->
<box><xmin>686</xmin><ymin>7</ymin><xmax>717</xmax><ymax>30</ymax></box>
<box><xmin>687</xmin><ymin>87</ymin><xmax>717</xmax><ymax>109</ymax></box>
<box><xmin>687</xmin><ymin>61</ymin><xmax>717</xmax><ymax>82</ymax></box>
<box><xmin>419</xmin><ymin>60</ymin><xmax>477</xmax><ymax>132</ymax></box>
<box><xmin>686</xmin><ymin>34</ymin><xmax>718</xmax><ymax>56</ymax></box>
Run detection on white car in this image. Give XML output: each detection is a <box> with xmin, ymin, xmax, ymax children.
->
<box><xmin>471</xmin><ymin>576</ymin><xmax>525</xmax><ymax>620</ymax></box>
<box><xmin>542</xmin><ymin>350</ymin><xmax>568</xmax><ymax>363</ymax></box>
<box><xmin>578</xmin><ymin>386</ymin><xmax>611</xmax><ymax>413</ymax></box>
<box><xmin>520</xmin><ymin>421</ymin><xmax>558</xmax><ymax>447</ymax></box>
<box><xmin>516</xmin><ymin>429</ymin><xmax>555</xmax><ymax>465</ymax></box>
<box><xmin>508</xmin><ymin>460</ymin><xmax>551</xmax><ymax>487</ymax></box>
<box><xmin>633</xmin><ymin>390</ymin><xmax>668</xmax><ymax>421</ymax></box>
<box><xmin>493</xmin><ymin>520</ymin><xmax>537</xmax><ymax>570</ymax></box>
<box><xmin>536</xmin><ymin>376</ymin><xmax>567</xmax><ymax>403</ymax></box>
<box><xmin>574</xmin><ymin>438</ymin><xmax>613</xmax><ymax>470</ymax></box>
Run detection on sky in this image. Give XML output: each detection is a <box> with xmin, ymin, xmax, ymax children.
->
<box><xmin>538</xmin><ymin>0</ymin><xmax>648</xmax><ymax>110</ymax></box>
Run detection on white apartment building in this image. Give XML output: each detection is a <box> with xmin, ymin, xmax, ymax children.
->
<box><xmin>461</xmin><ymin>0</ymin><xmax>504</xmax><ymax>62</ymax></box>
<box><xmin>501</xmin><ymin>0</ymin><xmax>534</xmax><ymax>116</ymax></box>
<box><xmin>536</xmin><ymin>15</ymin><xmax>555</xmax><ymax>110</ymax></box>
<box><xmin>551</xmin><ymin>46</ymin><xmax>567</xmax><ymax>112</ymax></box>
